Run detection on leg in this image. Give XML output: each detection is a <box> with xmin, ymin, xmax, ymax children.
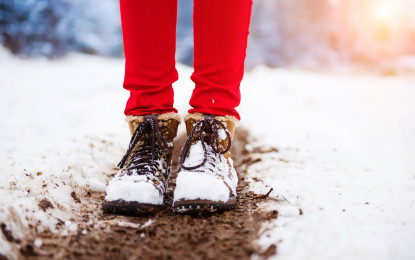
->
<box><xmin>189</xmin><ymin>0</ymin><xmax>253</xmax><ymax>120</ymax></box>
<box><xmin>173</xmin><ymin>1</ymin><xmax>253</xmax><ymax>213</ymax></box>
<box><xmin>120</xmin><ymin>0</ymin><xmax>178</xmax><ymax>115</ymax></box>
<box><xmin>104</xmin><ymin>0</ymin><xmax>180</xmax><ymax>215</ymax></box>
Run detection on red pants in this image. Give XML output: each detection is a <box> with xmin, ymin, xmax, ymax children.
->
<box><xmin>121</xmin><ymin>0</ymin><xmax>252</xmax><ymax>120</ymax></box>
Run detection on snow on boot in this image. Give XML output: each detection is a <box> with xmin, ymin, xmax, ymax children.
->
<box><xmin>103</xmin><ymin>113</ymin><xmax>179</xmax><ymax>214</ymax></box>
<box><xmin>173</xmin><ymin>113</ymin><xmax>238</xmax><ymax>213</ymax></box>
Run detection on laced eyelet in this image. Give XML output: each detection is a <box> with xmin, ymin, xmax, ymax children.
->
<box><xmin>117</xmin><ymin>115</ymin><xmax>169</xmax><ymax>181</ymax></box>
<box><xmin>179</xmin><ymin>116</ymin><xmax>231</xmax><ymax>171</ymax></box>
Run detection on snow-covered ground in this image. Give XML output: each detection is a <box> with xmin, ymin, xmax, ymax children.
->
<box><xmin>0</xmin><ymin>47</ymin><xmax>414</xmax><ymax>259</ymax></box>
<box><xmin>242</xmin><ymin>68</ymin><xmax>415</xmax><ymax>260</ymax></box>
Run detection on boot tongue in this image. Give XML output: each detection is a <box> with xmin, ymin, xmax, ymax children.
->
<box><xmin>118</xmin><ymin>115</ymin><xmax>167</xmax><ymax>170</ymax></box>
<box><xmin>191</xmin><ymin>114</ymin><xmax>215</xmax><ymax>144</ymax></box>
<box><xmin>200</xmin><ymin>122</ymin><xmax>215</xmax><ymax>145</ymax></box>
<box><xmin>180</xmin><ymin>115</ymin><xmax>232</xmax><ymax>171</ymax></box>
<box><xmin>143</xmin><ymin>114</ymin><xmax>158</xmax><ymax>120</ymax></box>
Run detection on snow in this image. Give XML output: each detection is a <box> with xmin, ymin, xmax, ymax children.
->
<box><xmin>174</xmin><ymin>172</ymin><xmax>231</xmax><ymax>202</ymax></box>
<box><xmin>174</xmin><ymin>141</ymin><xmax>237</xmax><ymax>203</ymax></box>
<box><xmin>180</xmin><ymin>141</ymin><xmax>205</xmax><ymax>168</ymax></box>
<box><xmin>104</xmin><ymin>144</ymin><xmax>168</xmax><ymax>204</ymax></box>
<box><xmin>64</xmin><ymin>221</ymin><xmax>78</xmax><ymax>233</ymax></box>
<box><xmin>34</xmin><ymin>238</ymin><xmax>42</xmax><ymax>248</ymax></box>
<box><xmin>142</xmin><ymin>219</ymin><xmax>154</xmax><ymax>228</ymax></box>
<box><xmin>105</xmin><ymin>174</ymin><xmax>164</xmax><ymax>204</ymax></box>
<box><xmin>97</xmin><ymin>220</ymin><xmax>140</xmax><ymax>229</ymax></box>
<box><xmin>0</xmin><ymin>49</ymin><xmax>128</xmax><ymax>259</ymax></box>
<box><xmin>0</xmin><ymin>47</ymin><xmax>415</xmax><ymax>259</ymax></box>
<box><xmin>218</xmin><ymin>128</ymin><xmax>227</xmax><ymax>140</ymax></box>
<box><xmin>241</xmin><ymin>67</ymin><xmax>415</xmax><ymax>260</ymax></box>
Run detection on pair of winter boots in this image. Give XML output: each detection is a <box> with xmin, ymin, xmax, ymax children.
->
<box><xmin>102</xmin><ymin>112</ymin><xmax>238</xmax><ymax>214</ymax></box>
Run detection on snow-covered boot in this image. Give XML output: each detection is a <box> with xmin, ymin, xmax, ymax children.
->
<box><xmin>173</xmin><ymin>113</ymin><xmax>238</xmax><ymax>213</ymax></box>
<box><xmin>103</xmin><ymin>113</ymin><xmax>180</xmax><ymax>214</ymax></box>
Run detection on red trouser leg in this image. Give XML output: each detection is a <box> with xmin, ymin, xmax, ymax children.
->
<box><xmin>121</xmin><ymin>0</ymin><xmax>178</xmax><ymax>116</ymax></box>
<box><xmin>189</xmin><ymin>0</ymin><xmax>253</xmax><ymax>120</ymax></box>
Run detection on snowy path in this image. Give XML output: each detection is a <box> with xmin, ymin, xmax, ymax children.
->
<box><xmin>0</xmin><ymin>50</ymin><xmax>414</xmax><ymax>259</ymax></box>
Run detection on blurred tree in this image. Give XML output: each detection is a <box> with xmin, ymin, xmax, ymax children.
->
<box><xmin>0</xmin><ymin>0</ymin><xmax>122</xmax><ymax>58</ymax></box>
<box><xmin>0</xmin><ymin>0</ymin><xmax>414</xmax><ymax>69</ymax></box>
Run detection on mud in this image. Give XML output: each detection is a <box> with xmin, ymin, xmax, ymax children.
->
<box><xmin>38</xmin><ymin>199</ymin><xmax>54</xmax><ymax>212</ymax></box>
<box><xmin>13</xmin><ymin>129</ymin><xmax>278</xmax><ymax>260</ymax></box>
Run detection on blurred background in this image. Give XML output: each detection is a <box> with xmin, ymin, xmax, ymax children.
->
<box><xmin>1</xmin><ymin>0</ymin><xmax>415</xmax><ymax>73</ymax></box>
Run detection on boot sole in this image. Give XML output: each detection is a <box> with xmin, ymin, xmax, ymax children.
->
<box><xmin>173</xmin><ymin>198</ymin><xmax>237</xmax><ymax>214</ymax></box>
<box><xmin>103</xmin><ymin>200</ymin><xmax>163</xmax><ymax>215</ymax></box>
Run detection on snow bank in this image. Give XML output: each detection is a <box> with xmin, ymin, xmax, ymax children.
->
<box><xmin>240</xmin><ymin>67</ymin><xmax>415</xmax><ymax>260</ymax></box>
<box><xmin>0</xmin><ymin>50</ymin><xmax>129</xmax><ymax>257</ymax></box>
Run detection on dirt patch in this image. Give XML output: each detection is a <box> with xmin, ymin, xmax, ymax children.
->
<box><xmin>14</xmin><ymin>129</ymin><xmax>278</xmax><ymax>259</ymax></box>
<box><xmin>38</xmin><ymin>199</ymin><xmax>54</xmax><ymax>212</ymax></box>
<box><xmin>71</xmin><ymin>192</ymin><xmax>81</xmax><ymax>203</ymax></box>
<box><xmin>1</xmin><ymin>223</ymin><xmax>15</xmax><ymax>242</ymax></box>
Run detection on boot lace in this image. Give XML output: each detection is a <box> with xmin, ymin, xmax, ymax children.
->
<box><xmin>117</xmin><ymin>115</ymin><xmax>168</xmax><ymax>176</ymax></box>
<box><xmin>179</xmin><ymin>115</ymin><xmax>231</xmax><ymax>171</ymax></box>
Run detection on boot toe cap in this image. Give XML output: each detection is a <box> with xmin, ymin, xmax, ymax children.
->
<box><xmin>173</xmin><ymin>171</ymin><xmax>234</xmax><ymax>203</ymax></box>
<box><xmin>105</xmin><ymin>179</ymin><xmax>163</xmax><ymax>205</ymax></box>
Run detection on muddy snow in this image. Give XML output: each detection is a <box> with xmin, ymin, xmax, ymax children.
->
<box><xmin>0</xmin><ymin>48</ymin><xmax>415</xmax><ymax>259</ymax></box>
